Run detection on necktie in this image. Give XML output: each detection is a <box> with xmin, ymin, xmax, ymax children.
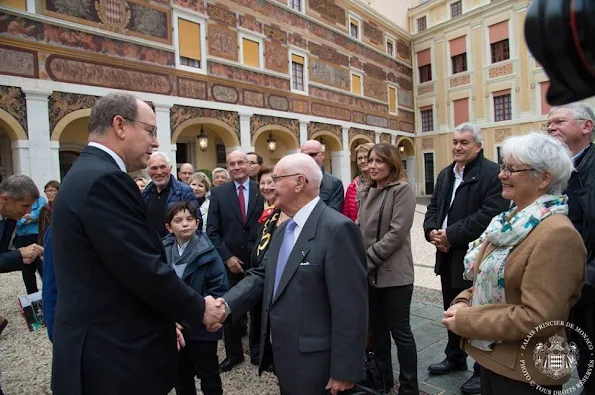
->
<box><xmin>273</xmin><ymin>219</ymin><xmax>297</xmax><ymax>298</ymax></box>
<box><xmin>238</xmin><ymin>184</ymin><xmax>246</xmax><ymax>223</ymax></box>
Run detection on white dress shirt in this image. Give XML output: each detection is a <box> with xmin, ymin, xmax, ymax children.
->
<box><xmin>291</xmin><ymin>196</ymin><xmax>321</xmax><ymax>242</ymax></box>
<box><xmin>233</xmin><ymin>178</ymin><xmax>251</xmax><ymax>218</ymax></box>
<box><xmin>442</xmin><ymin>165</ymin><xmax>464</xmax><ymax>229</ymax></box>
<box><xmin>88</xmin><ymin>142</ymin><xmax>127</xmax><ymax>172</ymax></box>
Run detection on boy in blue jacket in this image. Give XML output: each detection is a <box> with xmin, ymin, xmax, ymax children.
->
<box><xmin>163</xmin><ymin>201</ymin><xmax>229</xmax><ymax>395</ymax></box>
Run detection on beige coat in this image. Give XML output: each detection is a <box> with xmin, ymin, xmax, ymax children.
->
<box><xmin>453</xmin><ymin>214</ymin><xmax>585</xmax><ymax>386</ymax></box>
<box><xmin>357</xmin><ymin>180</ymin><xmax>415</xmax><ymax>287</ymax></box>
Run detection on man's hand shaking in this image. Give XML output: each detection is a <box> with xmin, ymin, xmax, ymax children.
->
<box><xmin>203</xmin><ymin>296</ymin><xmax>228</xmax><ymax>331</ymax></box>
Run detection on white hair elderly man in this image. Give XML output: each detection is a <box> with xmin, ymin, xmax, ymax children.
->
<box><xmin>548</xmin><ymin>102</ymin><xmax>595</xmax><ymax>393</ymax></box>
<box><xmin>423</xmin><ymin>122</ymin><xmax>510</xmax><ymax>394</ymax></box>
<box><xmin>142</xmin><ymin>152</ymin><xmax>201</xmax><ymax>237</ymax></box>
<box><xmin>211</xmin><ymin>153</ymin><xmax>368</xmax><ymax>395</ymax></box>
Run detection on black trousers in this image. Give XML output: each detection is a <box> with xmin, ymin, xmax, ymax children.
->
<box><xmin>249</xmin><ymin>304</ymin><xmax>262</xmax><ymax>364</ymax></box>
<box><xmin>569</xmin><ymin>284</ymin><xmax>595</xmax><ymax>394</ymax></box>
<box><xmin>13</xmin><ymin>234</ymin><xmax>43</xmax><ymax>294</ymax></box>
<box><xmin>440</xmin><ymin>268</ymin><xmax>480</xmax><ymax>374</ymax></box>
<box><xmin>224</xmin><ymin>272</ymin><xmax>248</xmax><ymax>360</ymax></box>
<box><xmin>480</xmin><ymin>367</ymin><xmax>561</xmax><ymax>395</ymax></box>
<box><xmin>369</xmin><ymin>284</ymin><xmax>419</xmax><ymax>395</ymax></box>
<box><xmin>175</xmin><ymin>340</ymin><xmax>222</xmax><ymax>395</ymax></box>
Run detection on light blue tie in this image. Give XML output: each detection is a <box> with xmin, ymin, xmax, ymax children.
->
<box><xmin>273</xmin><ymin>219</ymin><xmax>297</xmax><ymax>298</ymax></box>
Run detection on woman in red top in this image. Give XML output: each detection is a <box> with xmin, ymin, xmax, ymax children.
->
<box><xmin>343</xmin><ymin>142</ymin><xmax>374</xmax><ymax>221</ymax></box>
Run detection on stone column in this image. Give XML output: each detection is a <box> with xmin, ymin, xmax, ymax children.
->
<box><xmin>50</xmin><ymin>141</ymin><xmax>60</xmax><ymax>180</ymax></box>
<box><xmin>299</xmin><ymin>121</ymin><xmax>309</xmax><ymax>147</ymax></box>
<box><xmin>406</xmin><ymin>156</ymin><xmax>416</xmax><ymax>195</ymax></box>
<box><xmin>341</xmin><ymin>127</ymin><xmax>351</xmax><ymax>187</ymax></box>
<box><xmin>23</xmin><ymin>89</ymin><xmax>58</xmax><ymax>191</ymax></box>
<box><xmin>239</xmin><ymin>112</ymin><xmax>253</xmax><ymax>152</ymax></box>
<box><xmin>154</xmin><ymin>103</ymin><xmax>175</xmax><ymax>172</ymax></box>
<box><xmin>11</xmin><ymin>140</ymin><xmax>31</xmax><ymax>178</ymax></box>
<box><xmin>375</xmin><ymin>132</ymin><xmax>381</xmax><ymax>143</ymax></box>
<box><xmin>391</xmin><ymin>135</ymin><xmax>397</xmax><ymax>145</ymax></box>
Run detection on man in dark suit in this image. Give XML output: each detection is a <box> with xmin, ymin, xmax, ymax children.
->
<box><xmin>423</xmin><ymin>123</ymin><xmax>509</xmax><ymax>395</ymax></box>
<box><xmin>212</xmin><ymin>153</ymin><xmax>368</xmax><ymax>395</ymax></box>
<box><xmin>207</xmin><ymin>150</ymin><xmax>264</xmax><ymax>371</ymax></box>
<box><xmin>301</xmin><ymin>140</ymin><xmax>344</xmax><ymax>212</ymax></box>
<box><xmin>51</xmin><ymin>92</ymin><xmax>226</xmax><ymax>395</ymax></box>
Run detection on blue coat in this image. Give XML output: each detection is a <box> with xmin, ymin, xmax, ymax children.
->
<box><xmin>16</xmin><ymin>196</ymin><xmax>46</xmax><ymax>236</ymax></box>
<box><xmin>142</xmin><ymin>177</ymin><xmax>203</xmax><ymax>227</ymax></box>
<box><xmin>162</xmin><ymin>233</ymin><xmax>229</xmax><ymax>341</ymax></box>
<box><xmin>42</xmin><ymin>227</ymin><xmax>57</xmax><ymax>342</ymax></box>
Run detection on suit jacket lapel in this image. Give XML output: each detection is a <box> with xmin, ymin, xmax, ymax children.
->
<box><xmin>271</xmin><ymin>201</ymin><xmax>325</xmax><ymax>305</ymax></box>
<box><xmin>227</xmin><ymin>182</ymin><xmax>244</xmax><ymax>224</ymax></box>
<box><xmin>246</xmin><ymin>180</ymin><xmax>259</xmax><ymax>221</ymax></box>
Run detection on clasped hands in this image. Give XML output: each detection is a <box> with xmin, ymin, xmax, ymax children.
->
<box><xmin>429</xmin><ymin>229</ymin><xmax>450</xmax><ymax>253</ymax></box>
<box><xmin>18</xmin><ymin>243</ymin><xmax>43</xmax><ymax>264</ymax></box>
<box><xmin>442</xmin><ymin>302</ymin><xmax>468</xmax><ymax>335</ymax></box>
<box><xmin>203</xmin><ymin>296</ymin><xmax>229</xmax><ymax>332</ymax></box>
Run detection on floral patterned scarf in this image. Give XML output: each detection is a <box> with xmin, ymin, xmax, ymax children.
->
<box><xmin>462</xmin><ymin>194</ymin><xmax>568</xmax><ymax>351</ymax></box>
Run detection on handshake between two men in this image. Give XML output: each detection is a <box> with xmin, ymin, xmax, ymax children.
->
<box><xmin>176</xmin><ymin>296</ymin><xmax>228</xmax><ymax>351</ymax></box>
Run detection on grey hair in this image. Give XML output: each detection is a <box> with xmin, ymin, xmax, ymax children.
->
<box><xmin>212</xmin><ymin>167</ymin><xmax>230</xmax><ymax>178</ymax></box>
<box><xmin>89</xmin><ymin>92</ymin><xmax>139</xmax><ymax>136</ymax></box>
<box><xmin>0</xmin><ymin>175</ymin><xmax>40</xmax><ymax>200</ymax></box>
<box><xmin>549</xmin><ymin>102</ymin><xmax>595</xmax><ymax>139</ymax></box>
<box><xmin>149</xmin><ymin>152</ymin><xmax>171</xmax><ymax>165</ymax></box>
<box><xmin>501</xmin><ymin>132</ymin><xmax>573</xmax><ymax>194</ymax></box>
<box><xmin>279</xmin><ymin>153</ymin><xmax>323</xmax><ymax>191</ymax></box>
<box><xmin>226</xmin><ymin>150</ymin><xmax>248</xmax><ymax>163</ymax></box>
<box><xmin>454</xmin><ymin>122</ymin><xmax>483</xmax><ymax>144</ymax></box>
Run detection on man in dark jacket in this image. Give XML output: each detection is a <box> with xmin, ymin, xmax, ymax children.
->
<box><xmin>142</xmin><ymin>152</ymin><xmax>202</xmax><ymax>237</ymax></box>
<box><xmin>548</xmin><ymin>103</ymin><xmax>595</xmax><ymax>394</ymax></box>
<box><xmin>423</xmin><ymin>123</ymin><xmax>509</xmax><ymax>395</ymax></box>
<box><xmin>301</xmin><ymin>140</ymin><xmax>344</xmax><ymax>212</ymax></box>
<box><xmin>163</xmin><ymin>201</ymin><xmax>229</xmax><ymax>395</ymax></box>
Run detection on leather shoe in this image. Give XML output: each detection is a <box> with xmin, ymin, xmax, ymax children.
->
<box><xmin>461</xmin><ymin>372</ymin><xmax>481</xmax><ymax>394</ymax></box>
<box><xmin>427</xmin><ymin>358</ymin><xmax>467</xmax><ymax>375</ymax></box>
<box><xmin>219</xmin><ymin>356</ymin><xmax>244</xmax><ymax>372</ymax></box>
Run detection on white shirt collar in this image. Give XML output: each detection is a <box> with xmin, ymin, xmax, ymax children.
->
<box><xmin>453</xmin><ymin>164</ymin><xmax>464</xmax><ymax>178</ymax></box>
<box><xmin>234</xmin><ymin>178</ymin><xmax>250</xmax><ymax>190</ymax></box>
<box><xmin>88</xmin><ymin>142</ymin><xmax>127</xmax><ymax>172</ymax></box>
<box><xmin>177</xmin><ymin>239</ymin><xmax>190</xmax><ymax>256</ymax></box>
<box><xmin>292</xmin><ymin>196</ymin><xmax>320</xmax><ymax>231</ymax></box>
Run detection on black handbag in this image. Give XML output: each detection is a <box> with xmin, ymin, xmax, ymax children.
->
<box><xmin>352</xmin><ymin>351</ymin><xmax>385</xmax><ymax>394</ymax></box>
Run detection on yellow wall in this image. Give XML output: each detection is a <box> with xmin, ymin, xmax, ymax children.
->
<box><xmin>3</xmin><ymin>0</ymin><xmax>26</xmax><ymax>10</ymax></box>
<box><xmin>59</xmin><ymin>118</ymin><xmax>89</xmax><ymax>147</ymax></box>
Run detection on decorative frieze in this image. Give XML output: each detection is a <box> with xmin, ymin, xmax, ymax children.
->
<box><xmin>170</xmin><ymin>106</ymin><xmax>240</xmax><ymax>141</ymax></box>
<box><xmin>449</xmin><ymin>74</ymin><xmax>471</xmax><ymax>88</ymax></box>
<box><xmin>398</xmin><ymin>109</ymin><xmax>414</xmax><ymax>121</ymax></box>
<box><xmin>268</xmin><ymin>95</ymin><xmax>290</xmax><ymax>111</ymax></box>
<box><xmin>494</xmin><ymin>127</ymin><xmax>512</xmax><ymax>142</ymax></box>
<box><xmin>239</xmin><ymin>14</ymin><xmax>262</xmax><ymax>34</ymax></box>
<box><xmin>308</xmin><ymin>42</ymin><xmax>349</xmax><ymax>67</ymax></box>
<box><xmin>308</xmin><ymin>122</ymin><xmax>342</xmax><ymax>139</ymax></box>
<box><xmin>265</xmin><ymin>42</ymin><xmax>289</xmax><ymax>74</ymax></box>
<box><xmin>208</xmin><ymin>62</ymin><xmax>290</xmax><ymax>91</ymax></box>
<box><xmin>243</xmin><ymin>90</ymin><xmax>264</xmax><ymax>108</ymax></box>
<box><xmin>418</xmin><ymin>83</ymin><xmax>434</xmax><ymax>96</ymax></box>
<box><xmin>311</xmin><ymin>103</ymin><xmax>351</xmax><ymax>122</ymax></box>
<box><xmin>211</xmin><ymin>84</ymin><xmax>239</xmax><ymax>104</ymax></box>
<box><xmin>352</xmin><ymin>112</ymin><xmax>365</xmax><ymax>124</ymax></box>
<box><xmin>308</xmin><ymin>0</ymin><xmax>345</xmax><ymax>25</ymax></box>
<box><xmin>174</xmin><ymin>0</ymin><xmax>205</xmax><ymax>14</ymax></box>
<box><xmin>398</xmin><ymin>90</ymin><xmax>413</xmax><ymax>109</ymax></box>
<box><xmin>292</xmin><ymin>99</ymin><xmax>309</xmax><ymax>114</ymax></box>
<box><xmin>250</xmin><ymin>115</ymin><xmax>299</xmax><ymax>140</ymax></box>
<box><xmin>489</xmin><ymin>63</ymin><xmax>513</xmax><ymax>79</ymax></box>
<box><xmin>178</xmin><ymin>78</ymin><xmax>207</xmax><ymax>100</ymax></box>
<box><xmin>380</xmin><ymin>133</ymin><xmax>391</xmax><ymax>143</ymax></box>
<box><xmin>399</xmin><ymin>121</ymin><xmax>413</xmax><ymax>133</ymax></box>
<box><xmin>208</xmin><ymin>24</ymin><xmax>238</xmax><ymax>61</ymax></box>
<box><xmin>0</xmin><ymin>45</ymin><xmax>37</xmax><ymax>78</ymax></box>
<box><xmin>363</xmin><ymin>62</ymin><xmax>385</xmax><ymax>81</ymax></box>
<box><xmin>310</xmin><ymin>60</ymin><xmax>350</xmax><ymax>91</ymax></box>
<box><xmin>363</xmin><ymin>22</ymin><xmax>383</xmax><ymax>44</ymax></box>
<box><xmin>309</xmin><ymin>86</ymin><xmax>388</xmax><ymax>114</ymax></box>
<box><xmin>348</xmin><ymin>127</ymin><xmax>374</xmax><ymax>142</ymax></box>
<box><xmin>288</xmin><ymin>33</ymin><xmax>307</xmax><ymax>50</ymax></box>
<box><xmin>364</xmin><ymin>77</ymin><xmax>387</xmax><ymax>102</ymax></box>
<box><xmin>421</xmin><ymin>137</ymin><xmax>434</xmax><ymax>149</ymax></box>
<box><xmin>48</xmin><ymin>92</ymin><xmax>98</xmax><ymax>133</ymax></box>
<box><xmin>350</xmin><ymin>57</ymin><xmax>363</xmax><ymax>70</ymax></box>
<box><xmin>366</xmin><ymin>115</ymin><xmax>388</xmax><ymax>128</ymax></box>
<box><xmin>207</xmin><ymin>3</ymin><xmax>237</xmax><ymax>26</ymax></box>
<box><xmin>0</xmin><ymin>86</ymin><xmax>27</xmax><ymax>135</ymax></box>
<box><xmin>264</xmin><ymin>25</ymin><xmax>287</xmax><ymax>44</ymax></box>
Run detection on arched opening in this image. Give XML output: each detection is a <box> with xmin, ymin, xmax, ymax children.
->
<box><xmin>0</xmin><ymin>109</ymin><xmax>28</xmax><ymax>179</ymax></box>
<box><xmin>348</xmin><ymin>135</ymin><xmax>374</xmax><ymax>180</ymax></box>
<box><xmin>57</xmin><ymin>116</ymin><xmax>89</xmax><ymax>178</ymax></box>
<box><xmin>172</xmin><ymin>118</ymin><xmax>240</xmax><ymax>174</ymax></box>
<box><xmin>396</xmin><ymin>137</ymin><xmax>416</xmax><ymax>193</ymax></box>
<box><xmin>309</xmin><ymin>131</ymin><xmax>342</xmax><ymax>174</ymax></box>
<box><xmin>252</xmin><ymin>126</ymin><xmax>300</xmax><ymax>167</ymax></box>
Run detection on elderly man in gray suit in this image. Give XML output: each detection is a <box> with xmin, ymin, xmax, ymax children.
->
<box><xmin>210</xmin><ymin>153</ymin><xmax>368</xmax><ymax>395</ymax></box>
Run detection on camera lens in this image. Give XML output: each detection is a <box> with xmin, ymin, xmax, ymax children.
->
<box><xmin>525</xmin><ymin>0</ymin><xmax>595</xmax><ymax>105</ymax></box>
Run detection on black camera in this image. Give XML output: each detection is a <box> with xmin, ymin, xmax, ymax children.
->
<box><xmin>525</xmin><ymin>0</ymin><xmax>595</xmax><ymax>105</ymax></box>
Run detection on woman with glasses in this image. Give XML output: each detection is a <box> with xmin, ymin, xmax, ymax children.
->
<box><xmin>188</xmin><ymin>172</ymin><xmax>211</xmax><ymax>233</ymax></box>
<box><xmin>343</xmin><ymin>142</ymin><xmax>374</xmax><ymax>222</ymax></box>
<box><xmin>443</xmin><ymin>132</ymin><xmax>585</xmax><ymax>394</ymax></box>
<box><xmin>38</xmin><ymin>180</ymin><xmax>60</xmax><ymax>247</ymax></box>
<box><xmin>357</xmin><ymin>143</ymin><xmax>418</xmax><ymax>394</ymax></box>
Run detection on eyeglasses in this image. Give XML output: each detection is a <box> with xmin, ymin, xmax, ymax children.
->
<box><xmin>499</xmin><ymin>164</ymin><xmax>535</xmax><ymax>175</ymax></box>
<box><xmin>305</xmin><ymin>152</ymin><xmax>322</xmax><ymax>158</ymax></box>
<box><xmin>271</xmin><ymin>173</ymin><xmax>309</xmax><ymax>183</ymax></box>
<box><xmin>122</xmin><ymin>117</ymin><xmax>158</xmax><ymax>138</ymax></box>
<box><xmin>356</xmin><ymin>157</ymin><xmax>368</xmax><ymax>163</ymax></box>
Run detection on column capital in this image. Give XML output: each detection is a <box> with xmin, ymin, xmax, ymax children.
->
<box><xmin>299</xmin><ymin>120</ymin><xmax>310</xmax><ymax>126</ymax></box>
<box><xmin>22</xmin><ymin>88</ymin><xmax>52</xmax><ymax>101</ymax></box>
<box><xmin>153</xmin><ymin>102</ymin><xmax>172</xmax><ymax>112</ymax></box>
<box><xmin>238</xmin><ymin>112</ymin><xmax>253</xmax><ymax>119</ymax></box>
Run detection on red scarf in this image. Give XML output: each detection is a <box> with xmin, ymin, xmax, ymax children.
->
<box><xmin>259</xmin><ymin>205</ymin><xmax>276</xmax><ymax>224</ymax></box>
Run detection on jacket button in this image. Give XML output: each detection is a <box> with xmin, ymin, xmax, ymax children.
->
<box><xmin>265</xmin><ymin>307</ymin><xmax>269</xmax><ymax>312</ymax></box>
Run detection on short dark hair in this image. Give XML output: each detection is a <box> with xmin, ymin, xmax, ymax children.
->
<box><xmin>247</xmin><ymin>152</ymin><xmax>263</xmax><ymax>165</ymax></box>
<box><xmin>165</xmin><ymin>201</ymin><xmax>198</xmax><ymax>225</ymax></box>
<box><xmin>89</xmin><ymin>92</ymin><xmax>139</xmax><ymax>136</ymax></box>
<box><xmin>44</xmin><ymin>180</ymin><xmax>60</xmax><ymax>191</ymax></box>
<box><xmin>0</xmin><ymin>175</ymin><xmax>40</xmax><ymax>200</ymax></box>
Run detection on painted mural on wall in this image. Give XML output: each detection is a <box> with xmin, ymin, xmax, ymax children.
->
<box><xmin>364</xmin><ymin>76</ymin><xmax>387</xmax><ymax>102</ymax></box>
<box><xmin>307</xmin><ymin>121</ymin><xmax>342</xmax><ymax>140</ymax></box>
<box><xmin>208</xmin><ymin>23</ymin><xmax>238</xmax><ymax>61</ymax></box>
<box><xmin>174</xmin><ymin>0</ymin><xmax>205</xmax><ymax>14</ymax></box>
<box><xmin>0</xmin><ymin>45</ymin><xmax>37</xmax><ymax>78</ymax></box>
<box><xmin>208</xmin><ymin>3</ymin><xmax>237</xmax><ymax>26</ymax></box>
<box><xmin>0</xmin><ymin>12</ymin><xmax>174</xmax><ymax>66</ymax></box>
<box><xmin>308</xmin><ymin>42</ymin><xmax>349</xmax><ymax>67</ymax></box>
<box><xmin>243</xmin><ymin>90</ymin><xmax>265</xmax><ymax>108</ymax></box>
<box><xmin>267</xmin><ymin>95</ymin><xmax>289</xmax><ymax>111</ymax></box>
<box><xmin>170</xmin><ymin>106</ymin><xmax>240</xmax><ymax>142</ymax></box>
<box><xmin>239</xmin><ymin>14</ymin><xmax>262</xmax><ymax>34</ymax></box>
<box><xmin>0</xmin><ymin>86</ymin><xmax>27</xmax><ymax>136</ymax></box>
<box><xmin>349</xmin><ymin>128</ymin><xmax>374</xmax><ymax>143</ymax></box>
<box><xmin>177</xmin><ymin>78</ymin><xmax>207</xmax><ymax>100</ymax></box>
<box><xmin>250</xmin><ymin>115</ymin><xmax>299</xmax><ymax>140</ymax></box>
<box><xmin>309</xmin><ymin>86</ymin><xmax>388</xmax><ymax>115</ymax></box>
<box><xmin>308</xmin><ymin>0</ymin><xmax>345</xmax><ymax>25</ymax></box>
<box><xmin>46</xmin><ymin>55</ymin><xmax>173</xmax><ymax>94</ymax></box>
<box><xmin>208</xmin><ymin>62</ymin><xmax>290</xmax><ymax>91</ymax></box>
<box><xmin>48</xmin><ymin>92</ymin><xmax>97</xmax><ymax>133</ymax></box>
<box><xmin>265</xmin><ymin>42</ymin><xmax>288</xmax><ymax>74</ymax></box>
<box><xmin>311</xmin><ymin>103</ymin><xmax>350</xmax><ymax>122</ymax></box>
<box><xmin>225</xmin><ymin>0</ymin><xmax>411</xmax><ymax>75</ymax></box>
<box><xmin>211</xmin><ymin>84</ymin><xmax>239</xmax><ymax>104</ymax></box>
<box><xmin>40</xmin><ymin>0</ymin><xmax>171</xmax><ymax>43</ymax></box>
<box><xmin>310</xmin><ymin>60</ymin><xmax>350</xmax><ymax>91</ymax></box>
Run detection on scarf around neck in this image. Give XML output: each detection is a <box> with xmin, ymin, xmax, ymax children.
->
<box><xmin>462</xmin><ymin>194</ymin><xmax>568</xmax><ymax>351</ymax></box>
